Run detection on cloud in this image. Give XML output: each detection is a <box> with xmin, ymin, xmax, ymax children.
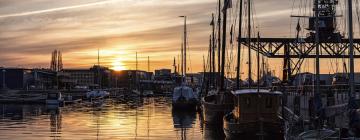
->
<box><xmin>0</xmin><ymin>0</ymin><xmax>325</xmax><ymax>73</ymax></box>
<box><xmin>0</xmin><ymin>0</ymin><xmax>119</xmax><ymax>19</ymax></box>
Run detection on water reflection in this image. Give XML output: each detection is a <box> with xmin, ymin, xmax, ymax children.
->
<box><xmin>0</xmin><ymin>97</ymin><xmax>226</xmax><ymax>140</ymax></box>
<box><xmin>47</xmin><ymin>107</ymin><xmax>61</xmax><ymax>140</ymax></box>
<box><xmin>172</xmin><ymin>110</ymin><xmax>196</xmax><ymax>140</ymax></box>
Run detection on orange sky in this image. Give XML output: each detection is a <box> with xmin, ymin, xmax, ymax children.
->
<box><xmin>1</xmin><ymin>0</ymin><xmax>360</xmax><ymax>79</ymax></box>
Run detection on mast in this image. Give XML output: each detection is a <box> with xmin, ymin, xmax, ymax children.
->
<box><xmin>220</xmin><ymin>0</ymin><xmax>230</xmax><ymax>90</ymax></box>
<box><xmin>236</xmin><ymin>0</ymin><xmax>243</xmax><ymax>89</ymax></box>
<box><xmin>97</xmin><ymin>48</ymin><xmax>100</xmax><ymax>66</ymax></box>
<box><xmin>184</xmin><ymin>16</ymin><xmax>187</xmax><ymax>78</ymax></box>
<box><xmin>348</xmin><ymin>0</ymin><xmax>355</xmax><ymax>101</ymax></box>
<box><xmin>179</xmin><ymin>16</ymin><xmax>187</xmax><ymax>83</ymax></box>
<box><xmin>97</xmin><ymin>48</ymin><xmax>101</xmax><ymax>89</ymax></box>
<box><xmin>211</xmin><ymin>14</ymin><xmax>216</xmax><ymax>86</ymax></box>
<box><xmin>136</xmin><ymin>52</ymin><xmax>138</xmax><ymax>90</ymax></box>
<box><xmin>148</xmin><ymin>56</ymin><xmax>150</xmax><ymax>72</ymax></box>
<box><xmin>313</xmin><ymin>0</ymin><xmax>323</xmax><ymax>128</ymax></box>
<box><xmin>217</xmin><ymin>0</ymin><xmax>222</xmax><ymax>88</ymax></box>
<box><xmin>211</xmin><ymin>13</ymin><xmax>216</xmax><ymax>88</ymax></box>
<box><xmin>173</xmin><ymin>57</ymin><xmax>177</xmax><ymax>74</ymax></box>
<box><xmin>181</xmin><ymin>43</ymin><xmax>184</xmax><ymax>77</ymax></box>
<box><xmin>209</xmin><ymin>35</ymin><xmax>213</xmax><ymax>87</ymax></box>
<box><xmin>257</xmin><ymin>32</ymin><xmax>260</xmax><ymax>92</ymax></box>
<box><xmin>247</xmin><ymin>0</ymin><xmax>252</xmax><ymax>87</ymax></box>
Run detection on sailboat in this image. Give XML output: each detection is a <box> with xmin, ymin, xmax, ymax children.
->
<box><xmin>131</xmin><ymin>52</ymin><xmax>142</xmax><ymax>96</ymax></box>
<box><xmin>86</xmin><ymin>49</ymin><xmax>110</xmax><ymax>100</ymax></box>
<box><xmin>172</xmin><ymin>16</ymin><xmax>199</xmax><ymax>110</ymax></box>
<box><xmin>201</xmin><ymin>0</ymin><xmax>234</xmax><ymax>125</ymax></box>
<box><xmin>142</xmin><ymin>56</ymin><xmax>154</xmax><ymax>97</ymax></box>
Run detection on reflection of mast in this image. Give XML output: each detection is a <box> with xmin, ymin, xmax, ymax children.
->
<box><xmin>49</xmin><ymin>109</ymin><xmax>62</xmax><ymax>140</ymax></box>
<box><xmin>96</xmin><ymin>112</ymin><xmax>100</xmax><ymax>140</ymax></box>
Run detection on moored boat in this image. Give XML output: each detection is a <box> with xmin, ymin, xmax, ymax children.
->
<box><xmin>46</xmin><ymin>92</ymin><xmax>64</xmax><ymax>107</ymax></box>
<box><xmin>223</xmin><ymin>89</ymin><xmax>283</xmax><ymax>140</ymax></box>
<box><xmin>86</xmin><ymin>90</ymin><xmax>109</xmax><ymax>99</ymax></box>
<box><xmin>142</xmin><ymin>90</ymin><xmax>154</xmax><ymax>97</ymax></box>
<box><xmin>201</xmin><ymin>90</ymin><xmax>234</xmax><ymax>125</ymax></box>
<box><xmin>172</xmin><ymin>85</ymin><xmax>199</xmax><ymax>110</ymax></box>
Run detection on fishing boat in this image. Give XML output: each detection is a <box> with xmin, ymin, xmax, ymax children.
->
<box><xmin>172</xmin><ymin>16</ymin><xmax>199</xmax><ymax>110</ymax></box>
<box><xmin>46</xmin><ymin>91</ymin><xmax>64</xmax><ymax>107</ymax></box>
<box><xmin>223</xmin><ymin>89</ymin><xmax>283</xmax><ymax>139</ymax></box>
<box><xmin>202</xmin><ymin>91</ymin><xmax>234</xmax><ymax>124</ymax></box>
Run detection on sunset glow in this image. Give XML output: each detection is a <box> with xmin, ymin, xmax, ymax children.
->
<box><xmin>111</xmin><ymin>59</ymin><xmax>126</xmax><ymax>71</ymax></box>
<box><xmin>1</xmin><ymin>0</ymin><xmax>358</xmax><ymax>76</ymax></box>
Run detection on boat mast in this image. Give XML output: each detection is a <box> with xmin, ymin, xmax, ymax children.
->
<box><xmin>211</xmin><ymin>13</ymin><xmax>216</xmax><ymax>88</ymax></box>
<box><xmin>257</xmin><ymin>32</ymin><xmax>260</xmax><ymax>92</ymax></box>
<box><xmin>97</xmin><ymin>48</ymin><xmax>101</xmax><ymax>89</ymax></box>
<box><xmin>217</xmin><ymin>0</ymin><xmax>222</xmax><ymax>88</ymax></box>
<box><xmin>236</xmin><ymin>0</ymin><xmax>243</xmax><ymax>89</ymax></box>
<box><xmin>136</xmin><ymin>52</ymin><xmax>138</xmax><ymax>90</ymax></box>
<box><xmin>348</xmin><ymin>0</ymin><xmax>355</xmax><ymax>102</ymax></box>
<box><xmin>181</xmin><ymin>43</ymin><xmax>184</xmax><ymax>77</ymax></box>
<box><xmin>313</xmin><ymin>0</ymin><xmax>323</xmax><ymax>128</ymax></box>
<box><xmin>184</xmin><ymin>16</ymin><xmax>187</xmax><ymax>78</ymax></box>
<box><xmin>148</xmin><ymin>56</ymin><xmax>150</xmax><ymax>72</ymax></box>
<box><xmin>220</xmin><ymin>0</ymin><xmax>230</xmax><ymax>90</ymax></box>
<box><xmin>247</xmin><ymin>0</ymin><xmax>252</xmax><ymax>87</ymax></box>
<box><xmin>209</xmin><ymin>34</ymin><xmax>213</xmax><ymax>87</ymax></box>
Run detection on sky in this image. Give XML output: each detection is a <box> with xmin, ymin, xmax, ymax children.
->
<box><xmin>0</xmin><ymin>0</ymin><xmax>358</xmax><ymax>79</ymax></box>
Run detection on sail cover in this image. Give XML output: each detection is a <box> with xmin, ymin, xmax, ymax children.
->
<box><xmin>172</xmin><ymin>86</ymin><xmax>198</xmax><ymax>101</ymax></box>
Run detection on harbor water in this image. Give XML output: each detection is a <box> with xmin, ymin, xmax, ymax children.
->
<box><xmin>0</xmin><ymin>96</ymin><xmax>225</xmax><ymax>140</ymax></box>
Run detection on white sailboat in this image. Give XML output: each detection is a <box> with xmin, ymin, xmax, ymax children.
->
<box><xmin>86</xmin><ymin>48</ymin><xmax>109</xmax><ymax>99</ymax></box>
<box><xmin>172</xmin><ymin>16</ymin><xmax>199</xmax><ymax>110</ymax></box>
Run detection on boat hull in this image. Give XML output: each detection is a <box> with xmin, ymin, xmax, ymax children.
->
<box><xmin>202</xmin><ymin>95</ymin><xmax>234</xmax><ymax>125</ymax></box>
<box><xmin>223</xmin><ymin>113</ymin><xmax>284</xmax><ymax>140</ymax></box>
<box><xmin>172</xmin><ymin>99</ymin><xmax>198</xmax><ymax>110</ymax></box>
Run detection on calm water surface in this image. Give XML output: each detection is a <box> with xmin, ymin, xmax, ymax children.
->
<box><xmin>0</xmin><ymin>97</ymin><xmax>225</xmax><ymax>140</ymax></box>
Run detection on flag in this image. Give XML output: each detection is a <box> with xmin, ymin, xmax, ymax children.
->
<box><xmin>210</xmin><ymin>13</ymin><xmax>214</xmax><ymax>26</ymax></box>
<box><xmin>296</xmin><ymin>19</ymin><xmax>301</xmax><ymax>32</ymax></box>
<box><xmin>223</xmin><ymin>0</ymin><xmax>232</xmax><ymax>11</ymax></box>
<box><xmin>225</xmin><ymin>0</ymin><xmax>232</xmax><ymax>8</ymax></box>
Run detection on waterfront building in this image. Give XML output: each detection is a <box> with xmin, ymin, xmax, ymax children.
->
<box><xmin>0</xmin><ymin>68</ymin><xmax>33</xmax><ymax>90</ymax></box>
<box><xmin>60</xmin><ymin>69</ymin><xmax>95</xmax><ymax>89</ymax></box>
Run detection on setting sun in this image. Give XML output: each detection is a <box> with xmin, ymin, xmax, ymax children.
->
<box><xmin>111</xmin><ymin>59</ymin><xmax>126</xmax><ymax>71</ymax></box>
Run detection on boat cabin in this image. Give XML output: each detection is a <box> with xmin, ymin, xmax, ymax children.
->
<box><xmin>231</xmin><ymin>89</ymin><xmax>282</xmax><ymax>123</ymax></box>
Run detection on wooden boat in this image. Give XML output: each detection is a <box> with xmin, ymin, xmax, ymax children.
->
<box><xmin>201</xmin><ymin>90</ymin><xmax>234</xmax><ymax>125</ymax></box>
<box><xmin>223</xmin><ymin>89</ymin><xmax>283</xmax><ymax>139</ymax></box>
